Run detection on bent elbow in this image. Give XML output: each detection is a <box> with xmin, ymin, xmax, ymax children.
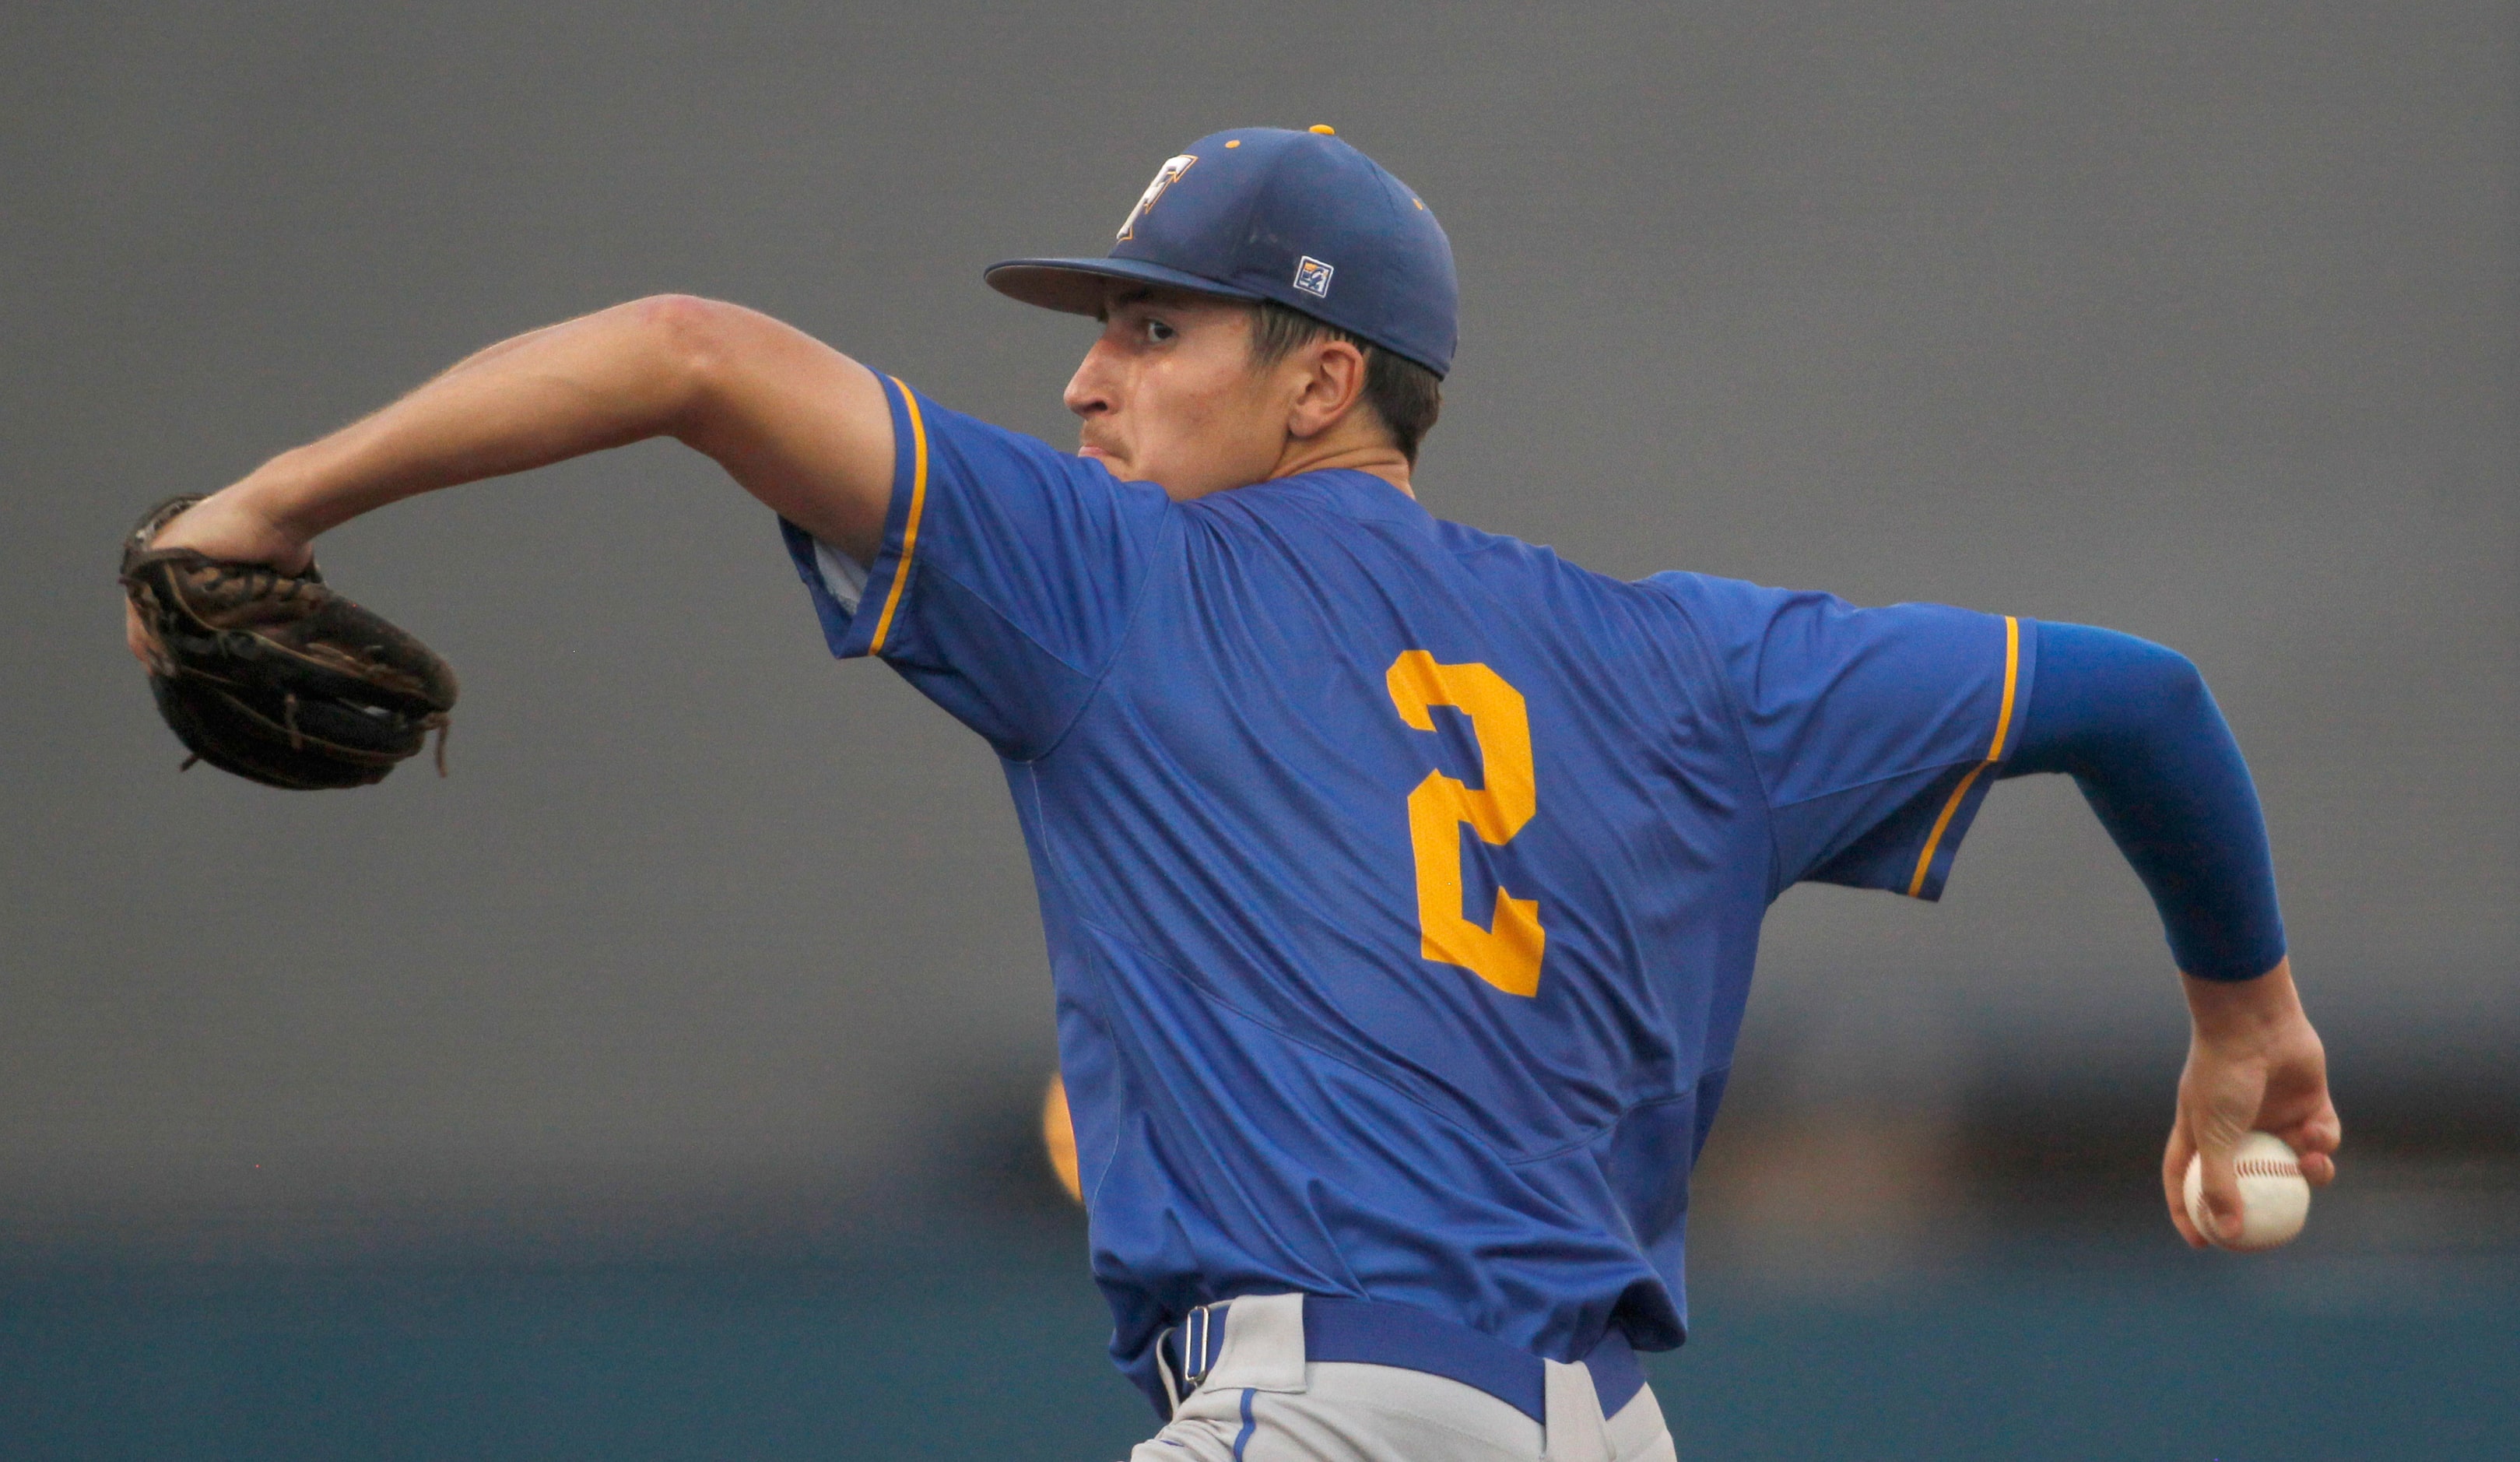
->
<box><xmin>2060</xmin><ymin>624</ymin><xmax>2209</xmax><ymax>726</ymax></box>
<box><xmin>2015</xmin><ymin>624</ymin><xmax>2227</xmax><ymax>779</ymax></box>
<box><xmin>2129</xmin><ymin>641</ymin><xmax>2211</xmax><ymax>726</ymax></box>
<box><xmin>626</xmin><ymin>291</ymin><xmax>728</xmax><ymax>339</ymax></box>
<box><xmin>620</xmin><ymin>293</ymin><xmax>743</xmax><ymax>420</ymax></box>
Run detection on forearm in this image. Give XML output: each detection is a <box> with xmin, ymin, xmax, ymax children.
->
<box><xmin>213</xmin><ymin>297</ymin><xmax>715</xmax><ymax>543</ymax></box>
<box><xmin>2001</xmin><ymin>625</ymin><xmax>2337</xmax><ymax>1236</ymax></box>
<box><xmin>2002</xmin><ymin>621</ymin><xmax>2286</xmax><ymax>982</ymax></box>
<box><xmin>152</xmin><ymin>294</ymin><xmax>894</xmax><ymax>568</ymax></box>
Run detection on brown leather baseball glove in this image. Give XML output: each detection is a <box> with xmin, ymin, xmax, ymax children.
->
<box><xmin>120</xmin><ymin>495</ymin><xmax>458</xmax><ymax>789</ymax></box>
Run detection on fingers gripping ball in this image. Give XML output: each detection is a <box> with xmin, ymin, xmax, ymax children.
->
<box><xmin>2185</xmin><ymin>1131</ymin><xmax>2311</xmax><ymax>1251</ymax></box>
<box><xmin>121</xmin><ymin>495</ymin><xmax>458</xmax><ymax>790</ymax></box>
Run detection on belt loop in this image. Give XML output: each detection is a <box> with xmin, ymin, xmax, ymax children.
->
<box><xmin>1540</xmin><ymin>1357</ymin><xmax>1612</xmax><ymax>1462</ymax></box>
<box><xmin>1185</xmin><ymin>1303</ymin><xmax>1216</xmax><ymax>1389</ymax></box>
<box><xmin>1171</xmin><ymin>1300</ymin><xmax>1230</xmax><ymax>1397</ymax></box>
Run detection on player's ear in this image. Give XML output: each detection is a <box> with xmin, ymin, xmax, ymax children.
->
<box><xmin>1286</xmin><ymin>337</ymin><xmax>1370</xmax><ymax>441</ymax></box>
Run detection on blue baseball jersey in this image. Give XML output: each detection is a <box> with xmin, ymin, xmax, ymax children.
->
<box><xmin>781</xmin><ymin>374</ymin><xmax>2036</xmax><ymax>1415</ymax></box>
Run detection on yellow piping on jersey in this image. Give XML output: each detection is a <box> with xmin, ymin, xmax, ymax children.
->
<box><xmin>867</xmin><ymin>378</ymin><xmax>931</xmax><ymax>656</ymax></box>
<box><xmin>1905</xmin><ymin>615</ymin><xmax>2020</xmax><ymax>898</ymax></box>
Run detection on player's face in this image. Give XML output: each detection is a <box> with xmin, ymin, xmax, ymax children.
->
<box><xmin>1064</xmin><ymin>286</ymin><xmax>1290</xmax><ymax>501</ymax></box>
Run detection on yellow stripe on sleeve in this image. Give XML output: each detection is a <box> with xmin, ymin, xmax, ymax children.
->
<box><xmin>865</xmin><ymin>378</ymin><xmax>931</xmax><ymax>657</ymax></box>
<box><xmin>1985</xmin><ymin>613</ymin><xmax>2021</xmax><ymax>760</ymax></box>
<box><xmin>1905</xmin><ymin>615</ymin><xmax>2022</xmax><ymax>898</ymax></box>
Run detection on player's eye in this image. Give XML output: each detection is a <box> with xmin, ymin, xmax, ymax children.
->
<box><xmin>1144</xmin><ymin>318</ymin><xmax>1176</xmax><ymax>344</ymax></box>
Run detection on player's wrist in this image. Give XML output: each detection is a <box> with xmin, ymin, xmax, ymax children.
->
<box><xmin>237</xmin><ymin>444</ymin><xmax>353</xmax><ymax>540</ymax></box>
<box><xmin>2182</xmin><ymin>957</ymin><xmax>2301</xmax><ymax>1045</ymax></box>
<box><xmin>154</xmin><ymin>473</ymin><xmax>318</xmax><ymax>572</ymax></box>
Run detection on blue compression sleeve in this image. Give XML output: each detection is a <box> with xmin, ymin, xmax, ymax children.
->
<box><xmin>1999</xmin><ymin>622</ymin><xmax>2287</xmax><ymax>981</ymax></box>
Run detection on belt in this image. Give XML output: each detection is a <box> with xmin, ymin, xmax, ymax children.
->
<box><xmin>1161</xmin><ymin>1296</ymin><xmax>1644</xmax><ymax>1425</ymax></box>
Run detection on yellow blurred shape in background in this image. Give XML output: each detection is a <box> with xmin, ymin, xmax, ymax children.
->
<box><xmin>1043</xmin><ymin>1072</ymin><xmax>1083</xmax><ymax>1204</ymax></box>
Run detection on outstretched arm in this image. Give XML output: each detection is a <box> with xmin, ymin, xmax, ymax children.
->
<box><xmin>128</xmin><ymin>294</ymin><xmax>893</xmax><ymax>659</ymax></box>
<box><xmin>2003</xmin><ymin>622</ymin><xmax>2342</xmax><ymax>1246</ymax></box>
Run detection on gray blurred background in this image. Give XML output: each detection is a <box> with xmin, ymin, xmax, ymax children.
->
<box><xmin>2</xmin><ymin>3</ymin><xmax>2512</xmax><ymax>1457</ymax></box>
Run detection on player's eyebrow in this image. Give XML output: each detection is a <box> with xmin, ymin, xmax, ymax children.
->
<box><xmin>1095</xmin><ymin>286</ymin><xmax>1157</xmax><ymax>325</ymax></box>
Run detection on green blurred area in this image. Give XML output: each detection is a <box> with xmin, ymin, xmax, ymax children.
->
<box><xmin>5</xmin><ymin>1218</ymin><xmax>2511</xmax><ymax>1460</ymax></box>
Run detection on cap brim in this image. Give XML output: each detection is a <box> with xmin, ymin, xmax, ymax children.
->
<box><xmin>984</xmin><ymin>257</ymin><xmax>1262</xmax><ymax>316</ymax></box>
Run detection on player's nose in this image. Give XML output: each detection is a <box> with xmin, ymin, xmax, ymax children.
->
<box><xmin>1063</xmin><ymin>340</ymin><xmax>1118</xmax><ymax>420</ymax></box>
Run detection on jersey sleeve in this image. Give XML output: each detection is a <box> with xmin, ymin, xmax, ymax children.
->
<box><xmin>778</xmin><ymin>374</ymin><xmax>1175</xmax><ymax>760</ymax></box>
<box><xmin>1643</xmin><ymin>572</ymin><xmax>2037</xmax><ymax>901</ymax></box>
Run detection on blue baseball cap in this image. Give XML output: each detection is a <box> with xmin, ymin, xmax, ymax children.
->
<box><xmin>986</xmin><ymin>126</ymin><xmax>1459</xmax><ymax>378</ymax></box>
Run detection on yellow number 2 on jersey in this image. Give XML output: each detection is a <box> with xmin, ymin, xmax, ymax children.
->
<box><xmin>1385</xmin><ymin>651</ymin><xmax>1547</xmax><ymax>997</ymax></box>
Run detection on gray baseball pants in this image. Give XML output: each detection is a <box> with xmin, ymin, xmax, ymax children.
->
<box><xmin>1121</xmin><ymin>1293</ymin><xmax>1677</xmax><ymax>1462</ymax></box>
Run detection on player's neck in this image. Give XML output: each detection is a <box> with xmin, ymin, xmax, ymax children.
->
<box><xmin>1266</xmin><ymin>438</ymin><xmax>1416</xmax><ymax>499</ymax></box>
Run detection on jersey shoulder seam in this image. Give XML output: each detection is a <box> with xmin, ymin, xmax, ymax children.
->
<box><xmin>1630</xmin><ymin>576</ymin><xmax>1788</xmax><ymax>898</ymax></box>
<box><xmin>925</xmin><ymin>508</ymin><xmax>1184</xmax><ymax>767</ymax></box>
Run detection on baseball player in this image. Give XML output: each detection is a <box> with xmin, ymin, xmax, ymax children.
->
<box><xmin>125</xmin><ymin>127</ymin><xmax>2339</xmax><ymax>1460</ymax></box>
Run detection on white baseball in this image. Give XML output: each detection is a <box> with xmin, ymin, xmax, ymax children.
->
<box><xmin>2183</xmin><ymin>1130</ymin><xmax>2310</xmax><ymax>1251</ymax></box>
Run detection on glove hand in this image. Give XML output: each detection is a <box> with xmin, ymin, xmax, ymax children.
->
<box><xmin>122</xmin><ymin>490</ymin><xmax>314</xmax><ymax>670</ymax></box>
<box><xmin>2163</xmin><ymin>958</ymin><xmax>2340</xmax><ymax>1248</ymax></box>
<box><xmin>120</xmin><ymin>493</ymin><xmax>455</xmax><ymax>789</ymax></box>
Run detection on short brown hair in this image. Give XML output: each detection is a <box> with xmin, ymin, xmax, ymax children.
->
<box><xmin>1248</xmin><ymin>300</ymin><xmax>1443</xmax><ymax>465</ymax></box>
